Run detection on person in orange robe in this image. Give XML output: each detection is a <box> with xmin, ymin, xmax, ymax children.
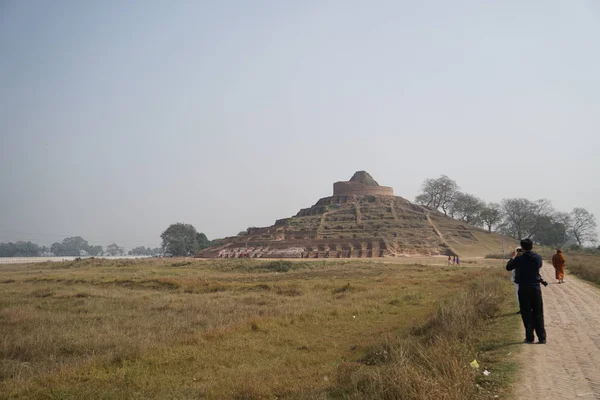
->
<box><xmin>551</xmin><ymin>249</ymin><xmax>566</xmax><ymax>284</ymax></box>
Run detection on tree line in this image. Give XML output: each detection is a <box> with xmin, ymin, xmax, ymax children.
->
<box><xmin>0</xmin><ymin>236</ymin><xmax>161</xmax><ymax>257</ymax></box>
<box><xmin>0</xmin><ymin>223</ymin><xmax>212</xmax><ymax>258</ymax></box>
<box><xmin>415</xmin><ymin>175</ymin><xmax>598</xmax><ymax>247</ymax></box>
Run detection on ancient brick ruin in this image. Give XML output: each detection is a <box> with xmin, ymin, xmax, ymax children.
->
<box><xmin>333</xmin><ymin>171</ymin><xmax>394</xmax><ymax>196</ymax></box>
<box><xmin>197</xmin><ymin>171</ymin><xmax>513</xmax><ymax>259</ymax></box>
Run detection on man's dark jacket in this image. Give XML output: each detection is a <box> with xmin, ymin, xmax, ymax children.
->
<box><xmin>506</xmin><ymin>251</ymin><xmax>543</xmax><ymax>286</ymax></box>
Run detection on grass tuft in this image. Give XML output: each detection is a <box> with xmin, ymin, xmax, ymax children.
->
<box><xmin>332</xmin><ymin>283</ymin><xmax>353</xmax><ymax>294</ymax></box>
<box><xmin>30</xmin><ymin>289</ymin><xmax>54</xmax><ymax>298</ymax></box>
<box><xmin>171</xmin><ymin>261</ymin><xmax>193</xmax><ymax>267</ymax></box>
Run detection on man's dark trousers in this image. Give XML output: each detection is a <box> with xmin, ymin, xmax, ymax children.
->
<box><xmin>518</xmin><ymin>286</ymin><xmax>546</xmax><ymax>342</ymax></box>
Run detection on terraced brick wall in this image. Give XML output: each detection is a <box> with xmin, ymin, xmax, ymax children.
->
<box><xmin>333</xmin><ymin>182</ymin><xmax>393</xmax><ymax>196</ymax></box>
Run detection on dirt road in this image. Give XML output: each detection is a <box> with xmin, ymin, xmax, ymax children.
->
<box><xmin>516</xmin><ymin>264</ymin><xmax>600</xmax><ymax>399</ymax></box>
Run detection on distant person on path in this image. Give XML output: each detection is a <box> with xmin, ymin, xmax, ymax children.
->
<box><xmin>452</xmin><ymin>255</ymin><xmax>457</xmax><ymax>265</ymax></box>
<box><xmin>511</xmin><ymin>247</ymin><xmax>521</xmax><ymax>313</ymax></box>
<box><xmin>506</xmin><ymin>238</ymin><xmax>547</xmax><ymax>344</ymax></box>
<box><xmin>511</xmin><ymin>268</ymin><xmax>519</xmax><ymax>313</ymax></box>
<box><xmin>455</xmin><ymin>256</ymin><xmax>460</xmax><ymax>266</ymax></box>
<box><xmin>552</xmin><ymin>249</ymin><xmax>566</xmax><ymax>284</ymax></box>
<box><xmin>448</xmin><ymin>255</ymin><xmax>452</xmax><ymax>266</ymax></box>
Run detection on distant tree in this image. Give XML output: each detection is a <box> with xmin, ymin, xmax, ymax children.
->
<box><xmin>535</xmin><ymin>215</ymin><xmax>570</xmax><ymax>247</ymax></box>
<box><xmin>50</xmin><ymin>236</ymin><xmax>90</xmax><ymax>256</ymax></box>
<box><xmin>0</xmin><ymin>241</ymin><xmax>43</xmax><ymax>257</ymax></box>
<box><xmin>50</xmin><ymin>242</ymin><xmax>61</xmax><ymax>256</ymax></box>
<box><xmin>129</xmin><ymin>246</ymin><xmax>145</xmax><ymax>256</ymax></box>
<box><xmin>528</xmin><ymin>199</ymin><xmax>555</xmax><ymax>240</ymax></box>
<box><xmin>160</xmin><ymin>223</ymin><xmax>210</xmax><ymax>256</ymax></box>
<box><xmin>480</xmin><ymin>202</ymin><xmax>502</xmax><ymax>232</ymax></box>
<box><xmin>552</xmin><ymin>211</ymin><xmax>572</xmax><ymax>229</ymax></box>
<box><xmin>87</xmin><ymin>245</ymin><xmax>103</xmax><ymax>256</ymax></box>
<box><xmin>128</xmin><ymin>246</ymin><xmax>160</xmax><ymax>256</ymax></box>
<box><xmin>569</xmin><ymin>208</ymin><xmax>597</xmax><ymax>246</ymax></box>
<box><xmin>196</xmin><ymin>232</ymin><xmax>210</xmax><ymax>249</ymax></box>
<box><xmin>499</xmin><ymin>198</ymin><xmax>535</xmax><ymax>239</ymax></box>
<box><xmin>499</xmin><ymin>198</ymin><xmax>558</xmax><ymax>241</ymax></box>
<box><xmin>105</xmin><ymin>243</ymin><xmax>124</xmax><ymax>256</ymax></box>
<box><xmin>415</xmin><ymin>175</ymin><xmax>459</xmax><ymax>216</ymax></box>
<box><xmin>448</xmin><ymin>192</ymin><xmax>485</xmax><ymax>225</ymax></box>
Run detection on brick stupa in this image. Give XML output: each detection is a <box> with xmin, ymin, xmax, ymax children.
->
<box><xmin>333</xmin><ymin>171</ymin><xmax>393</xmax><ymax>196</ymax></box>
<box><xmin>197</xmin><ymin>171</ymin><xmax>515</xmax><ymax>259</ymax></box>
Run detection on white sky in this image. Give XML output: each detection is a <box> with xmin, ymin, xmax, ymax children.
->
<box><xmin>1</xmin><ymin>1</ymin><xmax>599</xmax><ymax>248</ymax></box>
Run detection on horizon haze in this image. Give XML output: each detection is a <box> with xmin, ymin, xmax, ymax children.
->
<box><xmin>2</xmin><ymin>1</ymin><xmax>599</xmax><ymax>249</ymax></box>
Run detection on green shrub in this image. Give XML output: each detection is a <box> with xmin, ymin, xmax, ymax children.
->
<box><xmin>171</xmin><ymin>261</ymin><xmax>192</xmax><ymax>267</ymax></box>
<box><xmin>261</xmin><ymin>260</ymin><xmax>294</xmax><ymax>272</ymax></box>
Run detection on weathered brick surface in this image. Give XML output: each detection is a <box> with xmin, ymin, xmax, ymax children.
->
<box><xmin>333</xmin><ymin>181</ymin><xmax>393</xmax><ymax>196</ymax></box>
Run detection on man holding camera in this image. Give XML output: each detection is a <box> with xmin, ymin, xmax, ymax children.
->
<box><xmin>506</xmin><ymin>238</ymin><xmax>547</xmax><ymax>344</ymax></box>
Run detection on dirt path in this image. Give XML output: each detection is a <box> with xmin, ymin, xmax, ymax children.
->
<box><xmin>516</xmin><ymin>264</ymin><xmax>600</xmax><ymax>399</ymax></box>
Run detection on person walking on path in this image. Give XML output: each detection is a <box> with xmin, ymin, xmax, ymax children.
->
<box><xmin>506</xmin><ymin>238</ymin><xmax>547</xmax><ymax>344</ymax></box>
<box><xmin>448</xmin><ymin>255</ymin><xmax>452</xmax><ymax>266</ymax></box>
<box><xmin>510</xmin><ymin>247</ymin><xmax>521</xmax><ymax>313</ymax></box>
<box><xmin>511</xmin><ymin>268</ymin><xmax>520</xmax><ymax>313</ymax></box>
<box><xmin>455</xmin><ymin>255</ymin><xmax>460</xmax><ymax>266</ymax></box>
<box><xmin>552</xmin><ymin>249</ymin><xmax>566</xmax><ymax>284</ymax></box>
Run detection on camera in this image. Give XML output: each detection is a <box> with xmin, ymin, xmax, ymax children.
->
<box><xmin>539</xmin><ymin>278</ymin><xmax>548</xmax><ymax>287</ymax></box>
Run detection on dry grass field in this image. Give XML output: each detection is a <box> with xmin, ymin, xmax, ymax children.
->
<box><xmin>562</xmin><ymin>252</ymin><xmax>600</xmax><ymax>285</ymax></box>
<box><xmin>0</xmin><ymin>257</ymin><xmax>521</xmax><ymax>399</ymax></box>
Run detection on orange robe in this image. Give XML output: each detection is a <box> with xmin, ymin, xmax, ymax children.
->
<box><xmin>552</xmin><ymin>253</ymin><xmax>566</xmax><ymax>280</ymax></box>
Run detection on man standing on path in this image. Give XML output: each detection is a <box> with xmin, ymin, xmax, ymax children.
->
<box><xmin>506</xmin><ymin>238</ymin><xmax>547</xmax><ymax>344</ymax></box>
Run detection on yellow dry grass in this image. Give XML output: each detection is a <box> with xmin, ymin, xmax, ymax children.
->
<box><xmin>0</xmin><ymin>257</ymin><xmax>520</xmax><ymax>399</ymax></box>
<box><xmin>562</xmin><ymin>252</ymin><xmax>600</xmax><ymax>285</ymax></box>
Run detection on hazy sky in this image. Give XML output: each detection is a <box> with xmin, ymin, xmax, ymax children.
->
<box><xmin>1</xmin><ymin>1</ymin><xmax>599</xmax><ymax>249</ymax></box>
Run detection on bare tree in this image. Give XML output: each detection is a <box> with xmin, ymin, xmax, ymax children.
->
<box><xmin>448</xmin><ymin>192</ymin><xmax>485</xmax><ymax>224</ymax></box>
<box><xmin>528</xmin><ymin>199</ymin><xmax>555</xmax><ymax>240</ymax></box>
<box><xmin>414</xmin><ymin>175</ymin><xmax>459</xmax><ymax>216</ymax></box>
<box><xmin>569</xmin><ymin>208</ymin><xmax>597</xmax><ymax>246</ymax></box>
<box><xmin>499</xmin><ymin>198</ymin><xmax>556</xmax><ymax>240</ymax></box>
<box><xmin>553</xmin><ymin>211</ymin><xmax>572</xmax><ymax>228</ymax></box>
<box><xmin>480</xmin><ymin>202</ymin><xmax>502</xmax><ymax>232</ymax></box>
<box><xmin>415</xmin><ymin>193</ymin><xmax>433</xmax><ymax>208</ymax></box>
<box><xmin>500</xmin><ymin>198</ymin><xmax>535</xmax><ymax>239</ymax></box>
